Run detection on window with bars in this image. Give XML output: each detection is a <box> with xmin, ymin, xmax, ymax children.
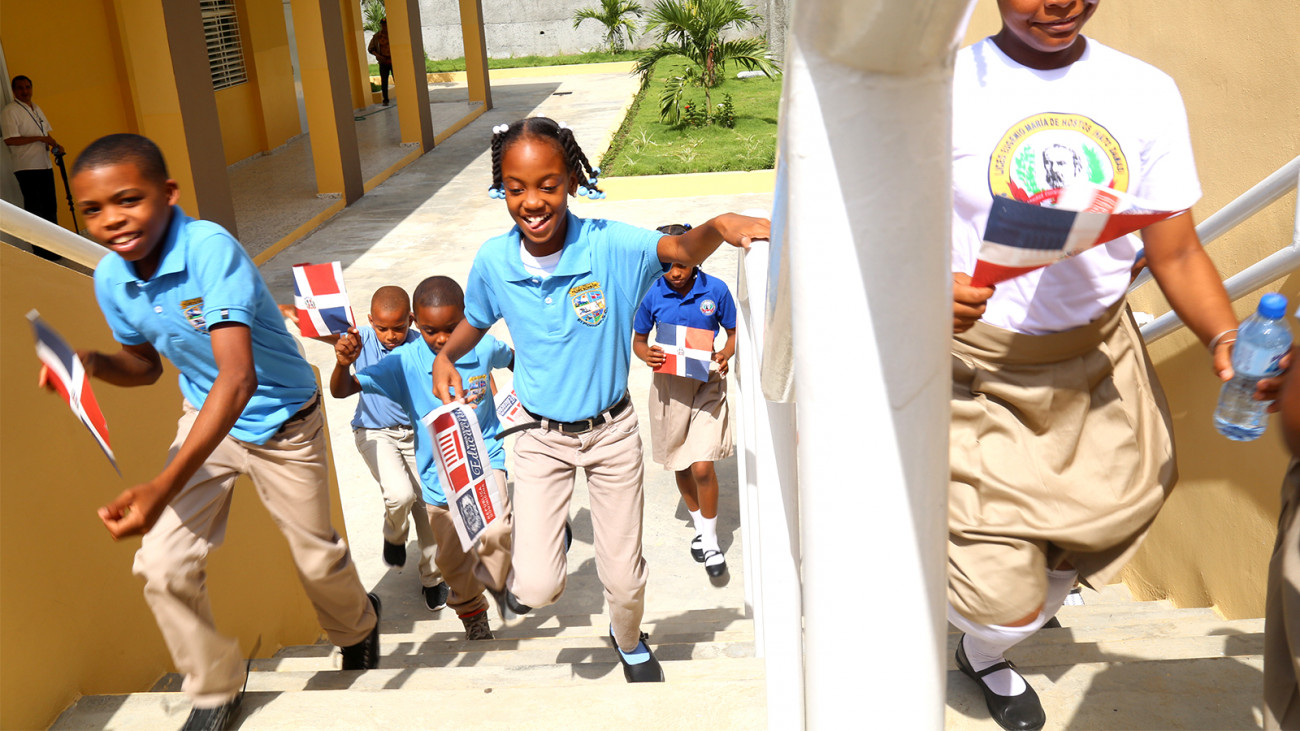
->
<box><xmin>201</xmin><ymin>0</ymin><xmax>248</xmax><ymax>90</ymax></box>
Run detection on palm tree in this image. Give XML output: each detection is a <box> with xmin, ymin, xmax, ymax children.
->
<box><xmin>361</xmin><ymin>0</ymin><xmax>385</xmax><ymax>33</ymax></box>
<box><xmin>573</xmin><ymin>0</ymin><xmax>644</xmax><ymax>55</ymax></box>
<box><xmin>633</xmin><ymin>0</ymin><xmax>779</xmax><ymax>123</ymax></box>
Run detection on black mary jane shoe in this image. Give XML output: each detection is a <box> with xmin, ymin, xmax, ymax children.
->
<box><xmin>610</xmin><ymin>630</ymin><xmax>665</xmax><ymax>683</ymax></box>
<box><xmin>955</xmin><ymin>635</ymin><xmax>1046</xmax><ymax>731</ymax></box>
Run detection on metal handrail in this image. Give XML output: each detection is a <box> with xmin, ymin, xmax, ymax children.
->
<box><xmin>1133</xmin><ymin>155</ymin><xmax>1300</xmax><ymax>343</ymax></box>
<box><xmin>0</xmin><ymin>198</ymin><xmax>104</xmax><ymax>269</ymax></box>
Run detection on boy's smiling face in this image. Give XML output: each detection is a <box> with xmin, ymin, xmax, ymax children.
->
<box><xmin>414</xmin><ymin>303</ymin><xmax>463</xmax><ymax>355</ymax></box>
<box><xmin>73</xmin><ymin>161</ymin><xmax>179</xmax><ymax>280</ymax></box>
<box><xmin>369</xmin><ymin>306</ymin><xmax>413</xmax><ymax>350</ymax></box>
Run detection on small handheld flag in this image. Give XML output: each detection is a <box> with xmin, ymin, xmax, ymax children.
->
<box><xmin>971</xmin><ymin>186</ymin><xmax>1182</xmax><ymax>288</ymax></box>
<box><xmin>424</xmin><ymin>403</ymin><xmax>505</xmax><ymax>550</ymax></box>
<box><xmin>654</xmin><ymin>324</ymin><xmax>714</xmax><ymax>382</ymax></box>
<box><xmin>292</xmin><ymin>262</ymin><xmax>355</xmax><ymax>337</ymax></box>
<box><xmin>28</xmin><ymin>310</ymin><xmax>120</xmax><ymax>475</ymax></box>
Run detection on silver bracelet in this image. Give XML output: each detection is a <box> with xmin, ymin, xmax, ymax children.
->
<box><xmin>1208</xmin><ymin>328</ymin><xmax>1238</xmax><ymax>352</ymax></box>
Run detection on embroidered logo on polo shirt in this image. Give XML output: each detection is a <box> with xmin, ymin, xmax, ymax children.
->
<box><xmin>569</xmin><ymin>281</ymin><xmax>606</xmax><ymax>327</ymax></box>
<box><xmin>465</xmin><ymin>374</ymin><xmax>489</xmax><ymax>405</ymax></box>
<box><xmin>988</xmin><ymin>112</ymin><xmax>1128</xmax><ymax>204</ymax></box>
<box><xmin>180</xmin><ymin>297</ymin><xmax>207</xmax><ymax>332</ymax></box>
<box><xmin>700</xmin><ymin>299</ymin><xmax>717</xmax><ymax>316</ymax></box>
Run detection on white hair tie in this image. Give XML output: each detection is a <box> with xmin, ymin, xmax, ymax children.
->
<box><xmin>557</xmin><ymin>121</ymin><xmax>569</xmax><ymax>130</ymax></box>
<box><xmin>492</xmin><ymin>124</ymin><xmax>509</xmax><ymax>135</ymax></box>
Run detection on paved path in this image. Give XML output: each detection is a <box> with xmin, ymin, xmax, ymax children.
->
<box><xmin>259</xmin><ymin>69</ymin><xmax>772</xmax><ymax>635</ymax></box>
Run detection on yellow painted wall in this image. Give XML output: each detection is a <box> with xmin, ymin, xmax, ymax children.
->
<box><xmin>216</xmin><ymin>81</ymin><xmax>269</xmax><ymax>164</ymax></box>
<box><xmin>964</xmin><ymin>1</ymin><xmax>1300</xmax><ymax>618</ymax></box>
<box><xmin>0</xmin><ymin>248</ymin><xmax>349</xmax><ymax>730</ymax></box>
<box><xmin>245</xmin><ymin>0</ymin><xmax>303</xmax><ymax>147</ymax></box>
<box><xmin>0</xmin><ymin>0</ymin><xmax>135</xmax><ymax>229</ymax></box>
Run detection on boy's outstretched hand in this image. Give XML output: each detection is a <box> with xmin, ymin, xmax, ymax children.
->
<box><xmin>99</xmin><ymin>480</ymin><xmax>170</xmax><ymax>539</ymax></box>
<box><xmin>334</xmin><ymin>328</ymin><xmax>361</xmax><ymax>366</ymax></box>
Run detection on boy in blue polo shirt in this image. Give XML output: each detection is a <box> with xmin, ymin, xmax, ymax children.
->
<box><xmin>333</xmin><ymin>276</ymin><xmax>514</xmax><ymax>641</ymax></box>
<box><xmin>60</xmin><ymin>134</ymin><xmax>380</xmax><ymax>731</ymax></box>
<box><xmin>633</xmin><ymin>252</ymin><xmax>737</xmax><ymax>579</ymax></box>
<box><xmin>431</xmin><ymin>117</ymin><xmax>767</xmax><ymax>682</ymax></box>
<box><xmin>329</xmin><ymin>285</ymin><xmax>447</xmax><ymax>612</ymax></box>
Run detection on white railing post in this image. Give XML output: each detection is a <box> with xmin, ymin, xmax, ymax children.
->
<box><xmin>0</xmin><ymin>199</ymin><xmax>105</xmax><ymax>268</ymax></box>
<box><xmin>780</xmin><ymin>2</ymin><xmax>975</xmax><ymax>727</ymax></box>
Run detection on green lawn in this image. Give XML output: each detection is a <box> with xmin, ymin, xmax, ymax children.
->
<box><xmin>367</xmin><ymin>50</ymin><xmax>637</xmax><ymax>76</ymax></box>
<box><xmin>599</xmin><ymin>61</ymin><xmax>781</xmax><ymax>177</ymax></box>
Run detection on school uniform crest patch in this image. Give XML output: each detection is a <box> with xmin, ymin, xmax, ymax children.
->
<box><xmin>700</xmin><ymin>299</ymin><xmax>717</xmax><ymax>316</ymax></box>
<box><xmin>569</xmin><ymin>281</ymin><xmax>606</xmax><ymax>327</ymax></box>
<box><xmin>180</xmin><ymin>297</ymin><xmax>207</xmax><ymax>331</ymax></box>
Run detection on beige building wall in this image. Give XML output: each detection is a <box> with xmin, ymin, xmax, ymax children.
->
<box><xmin>0</xmin><ymin>249</ymin><xmax>349</xmax><ymax>730</ymax></box>
<box><xmin>963</xmin><ymin>1</ymin><xmax>1300</xmax><ymax>618</ymax></box>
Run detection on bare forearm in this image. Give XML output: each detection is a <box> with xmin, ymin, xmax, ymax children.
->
<box><xmin>442</xmin><ymin>320</ymin><xmax>488</xmax><ymax>363</ymax></box>
<box><xmin>152</xmin><ymin>370</ymin><xmax>255</xmax><ymax>500</ymax></box>
<box><xmin>330</xmin><ymin>362</ymin><xmax>361</xmax><ymax>398</ymax></box>
<box><xmin>86</xmin><ymin>349</ymin><xmax>163</xmax><ymax>387</ymax></box>
<box><xmin>1149</xmin><ymin>248</ymin><xmax>1237</xmax><ymax>346</ymax></box>
<box><xmin>632</xmin><ymin>335</ymin><xmax>652</xmax><ymax>363</ymax></box>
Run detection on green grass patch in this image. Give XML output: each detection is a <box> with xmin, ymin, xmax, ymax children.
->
<box><xmin>367</xmin><ymin>51</ymin><xmax>638</xmax><ymax>76</ymax></box>
<box><xmin>599</xmin><ymin>61</ymin><xmax>781</xmax><ymax>176</ymax></box>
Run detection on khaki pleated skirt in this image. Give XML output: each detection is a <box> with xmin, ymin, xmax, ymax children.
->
<box><xmin>647</xmin><ymin>370</ymin><xmax>734</xmax><ymax>471</ymax></box>
<box><xmin>948</xmin><ymin>301</ymin><xmax>1177</xmax><ymax>625</ymax></box>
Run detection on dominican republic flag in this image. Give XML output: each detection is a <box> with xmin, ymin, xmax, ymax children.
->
<box><xmin>423</xmin><ymin>402</ymin><xmax>504</xmax><ymax>550</ymax></box>
<box><xmin>654</xmin><ymin>324</ymin><xmax>713</xmax><ymax>382</ymax></box>
<box><xmin>971</xmin><ymin>187</ymin><xmax>1182</xmax><ymax>288</ymax></box>
<box><xmin>292</xmin><ymin>262</ymin><xmax>355</xmax><ymax>337</ymax></box>
<box><xmin>28</xmin><ymin>311</ymin><xmax>119</xmax><ymax>475</ymax></box>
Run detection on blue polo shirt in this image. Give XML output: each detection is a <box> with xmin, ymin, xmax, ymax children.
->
<box><xmin>464</xmin><ymin>212</ymin><xmax>663</xmax><ymax>422</ymax></box>
<box><xmin>356</xmin><ymin>334</ymin><xmax>513</xmax><ymax>506</ymax></box>
<box><xmin>351</xmin><ymin>325</ymin><xmax>418</xmax><ymax>429</ymax></box>
<box><xmin>93</xmin><ymin>206</ymin><xmax>317</xmax><ymax>444</ymax></box>
<box><xmin>633</xmin><ymin>269</ymin><xmax>736</xmax><ymax>337</ymax></box>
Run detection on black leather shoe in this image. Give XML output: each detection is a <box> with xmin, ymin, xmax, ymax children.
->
<box><xmin>955</xmin><ymin>635</ymin><xmax>1045</xmax><ymax>731</ymax></box>
<box><xmin>703</xmin><ymin>550</ymin><xmax>727</xmax><ymax>577</ymax></box>
<box><xmin>340</xmin><ymin>593</ymin><xmax>381</xmax><ymax>670</ymax></box>
<box><xmin>181</xmin><ymin>696</ymin><xmax>241</xmax><ymax>731</ymax></box>
<box><xmin>690</xmin><ymin>535</ymin><xmax>705</xmax><ymax>563</ymax></box>
<box><xmin>382</xmin><ymin>540</ymin><xmax>406</xmax><ymax>568</ymax></box>
<box><xmin>610</xmin><ymin>631</ymin><xmax>665</xmax><ymax>683</ymax></box>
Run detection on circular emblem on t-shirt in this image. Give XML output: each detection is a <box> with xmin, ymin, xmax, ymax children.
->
<box><xmin>569</xmin><ymin>281</ymin><xmax>607</xmax><ymax>327</ymax></box>
<box><xmin>700</xmin><ymin>299</ymin><xmax>717</xmax><ymax>316</ymax></box>
<box><xmin>988</xmin><ymin>113</ymin><xmax>1128</xmax><ymax>204</ymax></box>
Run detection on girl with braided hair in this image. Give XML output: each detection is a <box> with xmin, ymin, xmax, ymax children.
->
<box><xmin>433</xmin><ymin>116</ymin><xmax>767</xmax><ymax>682</ymax></box>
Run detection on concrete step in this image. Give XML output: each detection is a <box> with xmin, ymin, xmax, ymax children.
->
<box><xmin>947</xmin><ymin>606</ymin><xmax>1227</xmax><ymax>637</ymax></box>
<box><xmin>54</xmin><ymin>674</ymin><xmax>768</xmax><ymax>731</ymax></box>
<box><xmin>946</xmin><ymin>654</ymin><xmax>1265</xmax><ymax>730</ymax></box>
<box><xmin>379</xmin><ymin>610</ymin><xmax>754</xmax><ymax>643</ymax></box>
<box><xmin>945</xmin><ymin>618</ymin><xmax>1264</xmax><ymax>669</ymax></box>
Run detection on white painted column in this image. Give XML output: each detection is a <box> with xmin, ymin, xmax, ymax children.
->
<box><xmin>780</xmin><ymin>2</ymin><xmax>975</xmax><ymax>727</ymax></box>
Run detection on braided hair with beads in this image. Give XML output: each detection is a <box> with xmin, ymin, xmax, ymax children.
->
<box><xmin>487</xmin><ymin>117</ymin><xmax>605</xmax><ymax>200</ymax></box>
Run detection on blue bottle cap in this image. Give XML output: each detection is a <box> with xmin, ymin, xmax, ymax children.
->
<box><xmin>1259</xmin><ymin>293</ymin><xmax>1288</xmax><ymax>319</ymax></box>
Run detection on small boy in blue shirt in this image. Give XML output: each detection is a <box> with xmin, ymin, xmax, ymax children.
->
<box><xmin>633</xmin><ymin>251</ymin><xmax>737</xmax><ymax>578</ymax></box>
<box><xmin>329</xmin><ymin>285</ymin><xmax>447</xmax><ymax>611</ymax></box>
<box><xmin>58</xmin><ymin>134</ymin><xmax>379</xmax><ymax>731</ymax></box>
<box><xmin>333</xmin><ymin>276</ymin><xmax>514</xmax><ymax>641</ymax></box>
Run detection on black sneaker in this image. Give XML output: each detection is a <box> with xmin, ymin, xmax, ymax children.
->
<box><xmin>610</xmin><ymin>630</ymin><xmax>665</xmax><ymax>683</ymax></box>
<box><xmin>340</xmin><ymin>593</ymin><xmax>381</xmax><ymax>670</ymax></box>
<box><xmin>423</xmin><ymin>581</ymin><xmax>449</xmax><ymax>611</ymax></box>
<box><xmin>382</xmin><ymin>540</ymin><xmax>406</xmax><ymax>568</ymax></box>
<box><xmin>181</xmin><ymin>696</ymin><xmax>241</xmax><ymax>731</ymax></box>
<box><xmin>487</xmin><ymin>585</ymin><xmax>532</xmax><ymax>624</ymax></box>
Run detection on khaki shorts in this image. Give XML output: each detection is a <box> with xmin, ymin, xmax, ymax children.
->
<box><xmin>647</xmin><ymin>370</ymin><xmax>734</xmax><ymax>470</ymax></box>
<box><xmin>1265</xmin><ymin>460</ymin><xmax>1300</xmax><ymax>729</ymax></box>
<box><xmin>948</xmin><ymin>302</ymin><xmax>1177</xmax><ymax>625</ymax></box>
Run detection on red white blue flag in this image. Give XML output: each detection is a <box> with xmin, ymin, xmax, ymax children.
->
<box><xmin>971</xmin><ymin>186</ymin><xmax>1182</xmax><ymax>288</ymax></box>
<box><xmin>424</xmin><ymin>403</ymin><xmax>504</xmax><ymax>550</ymax></box>
<box><xmin>292</xmin><ymin>262</ymin><xmax>355</xmax><ymax>337</ymax></box>
<box><xmin>655</xmin><ymin>324</ymin><xmax>714</xmax><ymax>382</ymax></box>
<box><xmin>28</xmin><ymin>310</ymin><xmax>119</xmax><ymax>475</ymax></box>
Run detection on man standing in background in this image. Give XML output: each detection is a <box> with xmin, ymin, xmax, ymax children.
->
<box><xmin>368</xmin><ymin>19</ymin><xmax>393</xmax><ymax>106</ymax></box>
<box><xmin>3</xmin><ymin>75</ymin><xmax>62</xmax><ymax>260</ymax></box>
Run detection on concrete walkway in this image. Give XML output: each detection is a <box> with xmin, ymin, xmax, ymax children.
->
<box><xmin>257</xmin><ymin>69</ymin><xmax>772</xmax><ymax>642</ymax></box>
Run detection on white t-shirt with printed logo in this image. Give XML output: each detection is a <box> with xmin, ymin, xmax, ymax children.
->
<box><xmin>952</xmin><ymin>37</ymin><xmax>1201</xmax><ymax>334</ymax></box>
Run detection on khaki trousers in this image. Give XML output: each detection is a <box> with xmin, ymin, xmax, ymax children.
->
<box><xmin>424</xmin><ymin>469</ymin><xmax>513</xmax><ymax>617</ymax></box>
<box><xmin>354</xmin><ymin>426</ymin><xmax>439</xmax><ymax>586</ymax></box>
<box><xmin>510</xmin><ymin>405</ymin><xmax>648</xmax><ymax>652</ymax></box>
<box><xmin>1266</xmin><ymin>461</ymin><xmax>1300</xmax><ymax>730</ymax></box>
<box><xmin>133</xmin><ymin>400</ymin><xmax>376</xmax><ymax>708</ymax></box>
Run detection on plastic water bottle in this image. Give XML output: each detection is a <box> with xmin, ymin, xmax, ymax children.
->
<box><xmin>1213</xmin><ymin>293</ymin><xmax>1292</xmax><ymax>441</ymax></box>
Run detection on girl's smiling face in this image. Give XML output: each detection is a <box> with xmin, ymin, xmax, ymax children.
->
<box><xmin>994</xmin><ymin>0</ymin><xmax>1097</xmax><ymax>69</ymax></box>
<box><xmin>501</xmin><ymin>136</ymin><xmax>578</xmax><ymax>256</ymax></box>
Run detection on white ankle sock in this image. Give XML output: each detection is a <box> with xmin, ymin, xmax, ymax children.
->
<box><xmin>688</xmin><ymin>508</ymin><xmax>703</xmax><ymax>536</ymax></box>
<box><xmin>697</xmin><ymin>514</ymin><xmax>720</xmax><ymax>553</ymax></box>
<box><xmin>949</xmin><ymin>600</ymin><xmax>1056</xmax><ymax>697</ymax></box>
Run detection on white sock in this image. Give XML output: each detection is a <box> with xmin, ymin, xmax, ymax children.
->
<box><xmin>697</xmin><ymin>514</ymin><xmax>720</xmax><ymax>553</ymax></box>
<box><xmin>949</xmin><ymin>601</ymin><xmax>1057</xmax><ymax>697</ymax></box>
<box><xmin>688</xmin><ymin>508</ymin><xmax>703</xmax><ymax>536</ymax></box>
